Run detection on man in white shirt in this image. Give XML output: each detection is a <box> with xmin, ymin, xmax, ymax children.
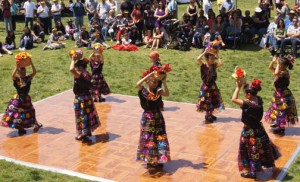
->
<box><xmin>23</xmin><ymin>0</ymin><xmax>36</xmax><ymax>29</ymax></box>
<box><xmin>97</xmin><ymin>0</ymin><xmax>110</xmax><ymax>27</ymax></box>
<box><xmin>280</xmin><ymin>18</ymin><xmax>300</xmax><ymax>58</ymax></box>
<box><xmin>203</xmin><ymin>0</ymin><xmax>212</xmax><ymax>19</ymax></box>
<box><xmin>51</xmin><ymin>0</ymin><xmax>62</xmax><ymax>25</ymax></box>
<box><xmin>85</xmin><ymin>0</ymin><xmax>98</xmax><ymax>21</ymax></box>
<box><xmin>37</xmin><ymin>1</ymin><xmax>50</xmax><ymax>34</ymax></box>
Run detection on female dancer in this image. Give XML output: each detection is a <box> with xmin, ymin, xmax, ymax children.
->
<box><xmin>149</xmin><ymin>51</ymin><xmax>163</xmax><ymax>111</ymax></box>
<box><xmin>196</xmin><ymin>48</ymin><xmax>224</xmax><ymax>122</ymax></box>
<box><xmin>1</xmin><ymin>57</ymin><xmax>42</xmax><ymax>135</ymax></box>
<box><xmin>232</xmin><ymin>78</ymin><xmax>281</xmax><ymax>179</ymax></box>
<box><xmin>89</xmin><ymin>44</ymin><xmax>111</xmax><ymax>102</ymax></box>
<box><xmin>136</xmin><ymin>71</ymin><xmax>170</xmax><ymax>173</ymax></box>
<box><xmin>265</xmin><ymin>55</ymin><xmax>298</xmax><ymax>134</ymax></box>
<box><xmin>69</xmin><ymin>50</ymin><xmax>100</xmax><ymax>141</ymax></box>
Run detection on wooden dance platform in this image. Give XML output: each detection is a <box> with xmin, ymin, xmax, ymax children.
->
<box><xmin>0</xmin><ymin>90</ymin><xmax>299</xmax><ymax>181</ymax></box>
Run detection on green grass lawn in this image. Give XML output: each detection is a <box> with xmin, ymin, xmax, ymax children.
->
<box><xmin>0</xmin><ymin>0</ymin><xmax>299</xmax><ymax>181</ymax></box>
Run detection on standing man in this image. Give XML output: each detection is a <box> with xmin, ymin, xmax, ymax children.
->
<box><xmin>23</xmin><ymin>0</ymin><xmax>36</xmax><ymax>29</ymax></box>
<box><xmin>97</xmin><ymin>0</ymin><xmax>110</xmax><ymax>28</ymax></box>
<box><xmin>85</xmin><ymin>0</ymin><xmax>98</xmax><ymax>22</ymax></box>
<box><xmin>167</xmin><ymin>0</ymin><xmax>178</xmax><ymax>19</ymax></box>
<box><xmin>70</xmin><ymin>0</ymin><xmax>86</xmax><ymax>32</ymax></box>
<box><xmin>37</xmin><ymin>1</ymin><xmax>50</xmax><ymax>34</ymax></box>
<box><xmin>203</xmin><ymin>0</ymin><xmax>213</xmax><ymax>19</ymax></box>
<box><xmin>51</xmin><ymin>0</ymin><xmax>62</xmax><ymax>25</ymax></box>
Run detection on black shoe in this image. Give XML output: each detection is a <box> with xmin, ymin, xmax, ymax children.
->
<box><xmin>205</xmin><ymin>115</ymin><xmax>214</xmax><ymax>123</ymax></box>
<box><xmin>33</xmin><ymin>122</ymin><xmax>43</xmax><ymax>132</ymax></box>
<box><xmin>241</xmin><ymin>172</ymin><xmax>256</xmax><ymax>179</ymax></box>
<box><xmin>18</xmin><ymin>129</ymin><xmax>27</xmax><ymax>136</ymax></box>
<box><xmin>211</xmin><ymin>115</ymin><xmax>217</xmax><ymax>121</ymax></box>
<box><xmin>99</xmin><ymin>98</ymin><xmax>106</xmax><ymax>102</ymax></box>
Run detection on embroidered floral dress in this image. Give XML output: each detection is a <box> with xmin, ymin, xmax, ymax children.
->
<box><xmin>196</xmin><ymin>63</ymin><xmax>224</xmax><ymax>112</ymax></box>
<box><xmin>238</xmin><ymin>97</ymin><xmax>281</xmax><ymax>174</ymax></box>
<box><xmin>1</xmin><ymin>76</ymin><xmax>36</xmax><ymax>129</ymax></box>
<box><xmin>265</xmin><ymin>70</ymin><xmax>298</xmax><ymax>128</ymax></box>
<box><xmin>90</xmin><ymin>60</ymin><xmax>111</xmax><ymax>101</ymax></box>
<box><xmin>136</xmin><ymin>86</ymin><xmax>170</xmax><ymax>164</ymax></box>
<box><xmin>73</xmin><ymin>71</ymin><xmax>100</xmax><ymax>137</ymax></box>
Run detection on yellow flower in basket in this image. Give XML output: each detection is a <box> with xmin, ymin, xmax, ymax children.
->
<box><xmin>15</xmin><ymin>52</ymin><xmax>32</xmax><ymax>68</ymax></box>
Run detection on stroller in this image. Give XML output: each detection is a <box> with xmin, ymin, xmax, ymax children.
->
<box><xmin>162</xmin><ymin>19</ymin><xmax>191</xmax><ymax>51</ymax></box>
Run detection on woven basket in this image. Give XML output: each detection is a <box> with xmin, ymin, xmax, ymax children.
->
<box><xmin>17</xmin><ymin>58</ymin><xmax>31</xmax><ymax>68</ymax></box>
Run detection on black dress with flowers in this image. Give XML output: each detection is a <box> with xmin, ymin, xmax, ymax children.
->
<box><xmin>73</xmin><ymin>71</ymin><xmax>100</xmax><ymax>136</ymax></box>
<box><xmin>265</xmin><ymin>70</ymin><xmax>298</xmax><ymax>128</ymax></box>
<box><xmin>238</xmin><ymin>97</ymin><xmax>281</xmax><ymax>174</ymax></box>
<box><xmin>136</xmin><ymin>86</ymin><xmax>170</xmax><ymax>164</ymax></box>
<box><xmin>196</xmin><ymin>63</ymin><xmax>224</xmax><ymax>113</ymax></box>
<box><xmin>1</xmin><ymin>76</ymin><xmax>36</xmax><ymax>129</ymax></box>
<box><xmin>90</xmin><ymin>60</ymin><xmax>111</xmax><ymax>101</ymax></box>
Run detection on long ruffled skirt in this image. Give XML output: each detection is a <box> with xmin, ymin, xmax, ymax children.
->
<box><xmin>136</xmin><ymin>111</ymin><xmax>170</xmax><ymax>164</ymax></box>
<box><xmin>1</xmin><ymin>94</ymin><xmax>36</xmax><ymax>129</ymax></box>
<box><xmin>238</xmin><ymin>124</ymin><xmax>281</xmax><ymax>174</ymax></box>
<box><xmin>265</xmin><ymin>88</ymin><xmax>298</xmax><ymax>128</ymax></box>
<box><xmin>91</xmin><ymin>73</ymin><xmax>111</xmax><ymax>100</ymax></box>
<box><xmin>74</xmin><ymin>95</ymin><xmax>100</xmax><ymax>136</ymax></box>
<box><xmin>196</xmin><ymin>83</ymin><xmax>225</xmax><ymax>113</ymax></box>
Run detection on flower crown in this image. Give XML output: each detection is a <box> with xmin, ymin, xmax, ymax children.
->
<box><xmin>232</xmin><ymin>66</ymin><xmax>246</xmax><ymax>80</ymax></box>
<box><xmin>92</xmin><ymin>43</ymin><xmax>105</xmax><ymax>52</ymax></box>
<box><xmin>250</xmin><ymin>79</ymin><xmax>262</xmax><ymax>90</ymax></box>
<box><xmin>152</xmin><ymin>64</ymin><xmax>172</xmax><ymax>74</ymax></box>
<box><xmin>207</xmin><ymin>40</ymin><xmax>221</xmax><ymax>50</ymax></box>
<box><xmin>141</xmin><ymin>64</ymin><xmax>172</xmax><ymax>78</ymax></box>
<box><xmin>15</xmin><ymin>52</ymin><xmax>32</xmax><ymax>61</ymax></box>
<box><xmin>68</xmin><ymin>49</ymin><xmax>83</xmax><ymax>56</ymax></box>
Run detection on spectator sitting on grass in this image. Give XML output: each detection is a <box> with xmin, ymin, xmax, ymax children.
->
<box><xmin>0</xmin><ymin>41</ymin><xmax>13</xmax><ymax>57</ymax></box>
<box><xmin>4</xmin><ymin>30</ymin><xmax>16</xmax><ymax>50</ymax></box>
<box><xmin>77</xmin><ymin>26</ymin><xmax>91</xmax><ymax>48</ymax></box>
<box><xmin>19</xmin><ymin>26</ymin><xmax>34</xmax><ymax>51</ymax></box>
<box><xmin>65</xmin><ymin>19</ymin><xmax>77</xmax><ymax>40</ymax></box>
<box><xmin>43</xmin><ymin>28</ymin><xmax>65</xmax><ymax>50</ymax></box>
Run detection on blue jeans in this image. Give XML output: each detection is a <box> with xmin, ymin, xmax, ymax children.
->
<box><xmin>280</xmin><ymin>38</ymin><xmax>300</xmax><ymax>58</ymax></box>
<box><xmin>20</xmin><ymin>38</ymin><xmax>32</xmax><ymax>49</ymax></box>
<box><xmin>39</xmin><ymin>32</ymin><xmax>45</xmax><ymax>42</ymax></box>
<box><xmin>53</xmin><ymin>14</ymin><xmax>61</xmax><ymax>24</ymax></box>
<box><xmin>251</xmin><ymin>27</ymin><xmax>267</xmax><ymax>43</ymax></box>
<box><xmin>193</xmin><ymin>32</ymin><xmax>203</xmax><ymax>49</ymax></box>
<box><xmin>4</xmin><ymin>17</ymin><xmax>12</xmax><ymax>33</ymax></box>
<box><xmin>25</xmin><ymin>17</ymin><xmax>33</xmax><ymax>29</ymax></box>
<box><xmin>74</xmin><ymin>16</ymin><xmax>84</xmax><ymax>31</ymax></box>
<box><xmin>102</xmin><ymin>26</ymin><xmax>108</xmax><ymax>41</ymax></box>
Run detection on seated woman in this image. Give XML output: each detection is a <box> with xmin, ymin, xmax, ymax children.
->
<box><xmin>4</xmin><ymin>30</ymin><xmax>16</xmax><ymax>50</ymax></box>
<box><xmin>151</xmin><ymin>27</ymin><xmax>164</xmax><ymax>50</ymax></box>
<box><xmin>19</xmin><ymin>26</ymin><xmax>34</xmax><ymax>51</ymax></box>
<box><xmin>111</xmin><ymin>32</ymin><xmax>138</xmax><ymax>51</ymax></box>
<box><xmin>65</xmin><ymin>19</ymin><xmax>77</xmax><ymax>40</ymax></box>
<box><xmin>0</xmin><ymin>41</ymin><xmax>13</xmax><ymax>57</ymax></box>
<box><xmin>144</xmin><ymin>29</ymin><xmax>153</xmax><ymax>48</ymax></box>
<box><xmin>43</xmin><ymin>28</ymin><xmax>65</xmax><ymax>50</ymax></box>
<box><xmin>32</xmin><ymin>18</ymin><xmax>45</xmax><ymax>43</ymax></box>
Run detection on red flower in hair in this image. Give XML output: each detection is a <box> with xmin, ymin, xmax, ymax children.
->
<box><xmin>83</xmin><ymin>58</ymin><xmax>89</xmax><ymax>63</ymax></box>
<box><xmin>251</xmin><ymin>79</ymin><xmax>262</xmax><ymax>89</ymax></box>
<box><xmin>141</xmin><ymin>70</ymin><xmax>150</xmax><ymax>78</ymax></box>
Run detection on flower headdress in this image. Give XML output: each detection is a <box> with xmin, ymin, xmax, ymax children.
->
<box><xmin>232</xmin><ymin>66</ymin><xmax>246</xmax><ymax>80</ymax></box>
<box><xmin>69</xmin><ymin>49</ymin><xmax>83</xmax><ymax>56</ymax></box>
<box><xmin>152</xmin><ymin>64</ymin><xmax>172</xmax><ymax>74</ymax></box>
<box><xmin>92</xmin><ymin>43</ymin><xmax>105</xmax><ymax>52</ymax></box>
<box><xmin>207</xmin><ymin>40</ymin><xmax>221</xmax><ymax>50</ymax></box>
<box><xmin>284</xmin><ymin>54</ymin><xmax>294</xmax><ymax>65</ymax></box>
<box><xmin>15</xmin><ymin>52</ymin><xmax>32</xmax><ymax>61</ymax></box>
<box><xmin>250</xmin><ymin>79</ymin><xmax>262</xmax><ymax>90</ymax></box>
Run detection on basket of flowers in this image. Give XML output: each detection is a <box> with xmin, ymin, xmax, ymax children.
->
<box><xmin>232</xmin><ymin>66</ymin><xmax>246</xmax><ymax>80</ymax></box>
<box><xmin>15</xmin><ymin>52</ymin><xmax>32</xmax><ymax>68</ymax></box>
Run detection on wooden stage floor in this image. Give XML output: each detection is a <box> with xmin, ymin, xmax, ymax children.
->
<box><xmin>0</xmin><ymin>91</ymin><xmax>299</xmax><ymax>181</ymax></box>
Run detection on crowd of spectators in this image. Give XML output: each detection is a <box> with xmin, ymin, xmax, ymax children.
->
<box><xmin>1</xmin><ymin>0</ymin><xmax>300</xmax><ymax>56</ymax></box>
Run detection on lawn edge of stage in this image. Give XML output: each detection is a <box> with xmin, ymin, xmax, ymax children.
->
<box><xmin>0</xmin><ymin>155</ymin><xmax>115</xmax><ymax>182</ymax></box>
<box><xmin>275</xmin><ymin>146</ymin><xmax>300</xmax><ymax>182</ymax></box>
